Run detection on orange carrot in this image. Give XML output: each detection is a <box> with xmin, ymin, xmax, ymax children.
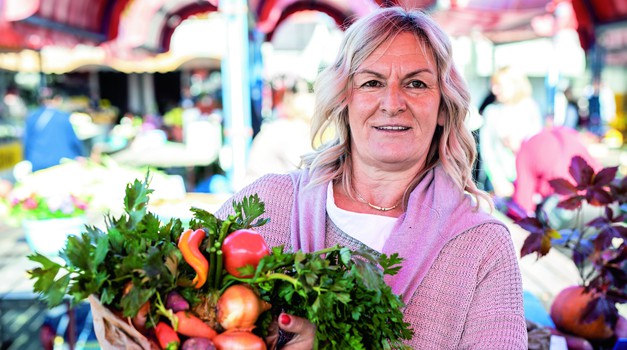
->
<box><xmin>174</xmin><ymin>311</ymin><xmax>218</xmax><ymax>339</ymax></box>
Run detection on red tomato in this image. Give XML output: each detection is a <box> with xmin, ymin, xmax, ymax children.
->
<box><xmin>222</xmin><ymin>229</ymin><xmax>270</xmax><ymax>278</ymax></box>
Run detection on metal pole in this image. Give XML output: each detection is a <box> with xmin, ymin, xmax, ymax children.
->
<box><xmin>219</xmin><ymin>0</ymin><xmax>252</xmax><ymax>192</ymax></box>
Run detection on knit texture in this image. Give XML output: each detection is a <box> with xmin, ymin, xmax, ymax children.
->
<box><xmin>216</xmin><ymin>172</ymin><xmax>528</xmax><ymax>349</ymax></box>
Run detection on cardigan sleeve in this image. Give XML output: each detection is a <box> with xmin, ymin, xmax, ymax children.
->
<box><xmin>458</xmin><ymin>224</ymin><xmax>528</xmax><ymax>349</ymax></box>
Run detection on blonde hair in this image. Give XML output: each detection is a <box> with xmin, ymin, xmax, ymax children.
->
<box><xmin>302</xmin><ymin>6</ymin><xmax>490</xmax><ymax>209</ymax></box>
<box><xmin>491</xmin><ymin>66</ymin><xmax>533</xmax><ymax>105</ymax></box>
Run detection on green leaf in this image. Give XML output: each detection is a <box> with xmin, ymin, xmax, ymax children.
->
<box><xmin>124</xmin><ymin>174</ymin><xmax>154</xmax><ymax>228</ymax></box>
<box><xmin>47</xmin><ymin>273</ymin><xmax>72</xmax><ymax>306</ymax></box>
<box><xmin>29</xmin><ymin>265</ymin><xmax>61</xmax><ymax>295</ymax></box>
<box><xmin>233</xmin><ymin>194</ymin><xmax>270</xmax><ymax>228</ymax></box>
<box><xmin>339</xmin><ymin>247</ymin><xmax>352</xmax><ymax>265</ymax></box>
<box><xmin>93</xmin><ymin>232</ymin><xmax>109</xmax><ymax>266</ymax></box>
<box><xmin>190</xmin><ymin>207</ymin><xmax>218</xmax><ymax>231</ymax></box>
<box><xmin>28</xmin><ymin>270</ymin><xmax>71</xmax><ymax>308</ymax></box>
<box><xmin>27</xmin><ymin>253</ymin><xmax>59</xmax><ymax>270</ymax></box>
<box><xmin>335</xmin><ymin>292</ymin><xmax>351</xmax><ymax>304</ymax></box>
<box><xmin>106</xmin><ymin>225</ymin><xmax>125</xmax><ymax>252</ymax></box>
<box><xmin>379</xmin><ymin>253</ymin><xmax>404</xmax><ymax>276</ymax></box>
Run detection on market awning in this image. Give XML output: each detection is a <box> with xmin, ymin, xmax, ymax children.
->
<box><xmin>0</xmin><ymin>0</ymin><xmax>570</xmax><ymax>51</ymax></box>
<box><xmin>2</xmin><ymin>0</ymin><xmax>129</xmax><ymax>49</ymax></box>
<box><xmin>431</xmin><ymin>0</ymin><xmax>557</xmax><ymax>43</ymax></box>
<box><xmin>0</xmin><ymin>22</ymin><xmax>26</xmax><ymax>51</ymax></box>
<box><xmin>101</xmin><ymin>0</ymin><xmax>218</xmax><ymax>57</ymax></box>
<box><xmin>2</xmin><ymin>0</ymin><xmax>218</xmax><ymax>55</ymax></box>
<box><xmin>571</xmin><ymin>0</ymin><xmax>627</xmax><ymax>65</ymax></box>
<box><xmin>2</xmin><ymin>0</ymin><xmax>627</xmax><ymax>67</ymax></box>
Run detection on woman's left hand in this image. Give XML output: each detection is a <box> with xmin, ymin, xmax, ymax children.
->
<box><xmin>266</xmin><ymin>313</ymin><xmax>316</xmax><ymax>350</ymax></box>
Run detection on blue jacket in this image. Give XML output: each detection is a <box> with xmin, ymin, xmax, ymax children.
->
<box><xmin>23</xmin><ymin>106</ymin><xmax>84</xmax><ymax>172</ymax></box>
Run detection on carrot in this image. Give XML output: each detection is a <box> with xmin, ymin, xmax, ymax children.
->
<box><xmin>175</xmin><ymin>311</ymin><xmax>218</xmax><ymax>339</ymax></box>
<box><xmin>155</xmin><ymin>322</ymin><xmax>180</xmax><ymax>350</ymax></box>
<box><xmin>132</xmin><ymin>301</ymin><xmax>151</xmax><ymax>332</ymax></box>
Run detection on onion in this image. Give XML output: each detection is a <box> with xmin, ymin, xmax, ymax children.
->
<box><xmin>217</xmin><ymin>284</ymin><xmax>271</xmax><ymax>330</ymax></box>
<box><xmin>212</xmin><ymin>330</ymin><xmax>266</xmax><ymax>350</ymax></box>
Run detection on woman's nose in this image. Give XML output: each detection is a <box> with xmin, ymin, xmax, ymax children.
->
<box><xmin>380</xmin><ymin>85</ymin><xmax>406</xmax><ymax>115</ymax></box>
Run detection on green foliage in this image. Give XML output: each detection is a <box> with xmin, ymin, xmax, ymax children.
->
<box><xmin>514</xmin><ymin>156</ymin><xmax>627</xmax><ymax>329</ymax></box>
<box><xmin>235</xmin><ymin>246</ymin><xmax>413</xmax><ymax>350</ymax></box>
<box><xmin>28</xmin><ymin>176</ymin><xmax>183</xmax><ymax>317</ymax></box>
<box><xmin>232</xmin><ymin>194</ymin><xmax>270</xmax><ymax>229</ymax></box>
<box><xmin>28</xmin><ymin>176</ymin><xmax>412</xmax><ymax>348</ymax></box>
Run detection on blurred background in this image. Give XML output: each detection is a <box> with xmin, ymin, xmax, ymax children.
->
<box><xmin>0</xmin><ymin>0</ymin><xmax>625</xmax><ymax>349</ymax></box>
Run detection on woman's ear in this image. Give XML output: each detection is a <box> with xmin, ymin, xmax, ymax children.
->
<box><xmin>436</xmin><ymin>100</ymin><xmax>445</xmax><ymax>126</ymax></box>
<box><xmin>437</xmin><ymin>112</ymin><xmax>445</xmax><ymax>127</ymax></box>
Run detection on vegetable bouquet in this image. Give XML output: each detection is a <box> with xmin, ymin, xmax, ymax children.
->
<box><xmin>28</xmin><ymin>176</ymin><xmax>413</xmax><ymax>349</ymax></box>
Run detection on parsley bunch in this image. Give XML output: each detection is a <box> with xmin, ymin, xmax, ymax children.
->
<box><xmin>230</xmin><ymin>246</ymin><xmax>413</xmax><ymax>350</ymax></box>
<box><xmin>28</xmin><ymin>175</ymin><xmax>184</xmax><ymax>317</ymax></box>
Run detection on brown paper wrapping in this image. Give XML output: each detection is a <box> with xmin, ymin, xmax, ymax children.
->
<box><xmin>88</xmin><ymin>295</ymin><xmax>160</xmax><ymax>350</ymax></box>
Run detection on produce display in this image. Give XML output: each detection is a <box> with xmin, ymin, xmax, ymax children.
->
<box><xmin>28</xmin><ymin>175</ymin><xmax>413</xmax><ymax>349</ymax></box>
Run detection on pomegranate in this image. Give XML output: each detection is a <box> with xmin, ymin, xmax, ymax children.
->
<box><xmin>550</xmin><ymin>285</ymin><xmax>613</xmax><ymax>340</ymax></box>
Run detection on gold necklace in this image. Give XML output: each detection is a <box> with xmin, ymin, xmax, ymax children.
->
<box><xmin>354</xmin><ymin>190</ymin><xmax>400</xmax><ymax>212</ymax></box>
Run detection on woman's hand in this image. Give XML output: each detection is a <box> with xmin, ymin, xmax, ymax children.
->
<box><xmin>266</xmin><ymin>313</ymin><xmax>315</xmax><ymax>350</ymax></box>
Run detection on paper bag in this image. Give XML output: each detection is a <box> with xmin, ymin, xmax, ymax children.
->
<box><xmin>88</xmin><ymin>295</ymin><xmax>159</xmax><ymax>350</ymax></box>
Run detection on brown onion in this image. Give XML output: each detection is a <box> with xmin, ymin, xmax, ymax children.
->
<box><xmin>212</xmin><ymin>329</ymin><xmax>266</xmax><ymax>350</ymax></box>
<box><xmin>217</xmin><ymin>284</ymin><xmax>271</xmax><ymax>330</ymax></box>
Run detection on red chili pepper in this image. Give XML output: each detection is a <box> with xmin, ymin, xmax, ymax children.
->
<box><xmin>178</xmin><ymin>228</ymin><xmax>209</xmax><ymax>289</ymax></box>
<box><xmin>155</xmin><ymin>322</ymin><xmax>180</xmax><ymax>350</ymax></box>
<box><xmin>175</xmin><ymin>311</ymin><xmax>218</xmax><ymax>339</ymax></box>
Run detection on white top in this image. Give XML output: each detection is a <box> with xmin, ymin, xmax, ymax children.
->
<box><xmin>325</xmin><ymin>183</ymin><xmax>398</xmax><ymax>252</ymax></box>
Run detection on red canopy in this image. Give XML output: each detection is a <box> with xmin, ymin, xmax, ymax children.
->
<box><xmin>570</xmin><ymin>0</ymin><xmax>627</xmax><ymax>65</ymax></box>
<box><xmin>1</xmin><ymin>0</ymin><xmax>626</xmax><ymax>59</ymax></box>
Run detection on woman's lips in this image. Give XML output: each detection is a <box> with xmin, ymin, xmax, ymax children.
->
<box><xmin>374</xmin><ymin>125</ymin><xmax>410</xmax><ymax>131</ymax></box>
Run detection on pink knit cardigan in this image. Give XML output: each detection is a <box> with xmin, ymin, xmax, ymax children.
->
<box><xmin>217</xmin><ymin>166</ymin><xmax>528</xmax><ymax>349</ymax></box>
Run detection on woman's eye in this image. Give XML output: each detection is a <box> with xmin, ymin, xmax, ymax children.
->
<box><xmin>361</xmin><ymin>80</ymin><xmax>381</xmax><ymax>88</ymax></box>
<box><xmin>408</xmin><ymin>80</ymin><xmax>427</xmax><ymax>88</ymax></box>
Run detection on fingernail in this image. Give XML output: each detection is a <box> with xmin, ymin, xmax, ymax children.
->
<box><xmin>279</xmin><ymin>314</ymin><xmax>291</xmax><ymax>325</ymax></box>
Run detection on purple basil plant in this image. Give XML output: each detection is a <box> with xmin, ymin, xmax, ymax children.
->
<box><xmin>513</xmin><ymin>156</ymin><xmax>627</xmax><ymax>328</ymax></box>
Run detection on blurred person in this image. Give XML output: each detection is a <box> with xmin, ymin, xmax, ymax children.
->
<box><xmin>512</xmin><ymin>125</ymin><xmax>601</xmax><ymax>217</ymax></box>
<box><xmin>479</xmin><ymin>66</ymin><xmax>543</xmax><ymax>199</ymax></box>
<box><xmin>584</xmin><ymin>77</ymin><xmax>616</xmax><ymax>138</ymax></box>
<box><xmin>217</xmin><ymin>7</ymin><xmax>527</xmax><ymax>348</ymax></box>
<box><xmin>243</xmin><ymin>83</ymin><xmax>314</xmax><ymax>185</ymax></box>
<box><xmin>2</xmin><ymin>86</ymin><xmax>28</xmax><ymax>120</ymax></box>
<box><xmin>23</xmin><ymin>88</ymin><xmax>85</xmax><ymax>172</ymax></box>
<box><xmin>478</xmin><ymin>90</ymin><xmax>496</xmax><ymax>115</ymax></box>
<box><xmin>553</xmin><ymin>85</ymin><xmax>580</xmax><ymax>129</ymax></box>
<box><xmin>472</xmin><ymin>90</ymin><xmax>496</xmax><ymax>191</ymax></box>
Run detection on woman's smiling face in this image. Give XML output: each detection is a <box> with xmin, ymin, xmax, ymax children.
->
<box><xmin>347</xmin><ymin>32</ymin><xmax>442</xmax><ymax>172</ymax></box>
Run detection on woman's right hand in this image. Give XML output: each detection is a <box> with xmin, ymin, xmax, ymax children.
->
<box><xmin>266</xmin><ymin>313</ymin><xmax>315</xmax><ymax>350</ymax></box>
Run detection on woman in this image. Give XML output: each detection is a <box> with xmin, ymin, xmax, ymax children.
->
<box><xmin>218</xmin><ymin>7</ymin><xmax>527</xmax><ymax>349</ymax></box>
<box><xmin>479</xmin><ymin>66</ymin><xmax>543</xmax><ymax>198</ymax></box>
